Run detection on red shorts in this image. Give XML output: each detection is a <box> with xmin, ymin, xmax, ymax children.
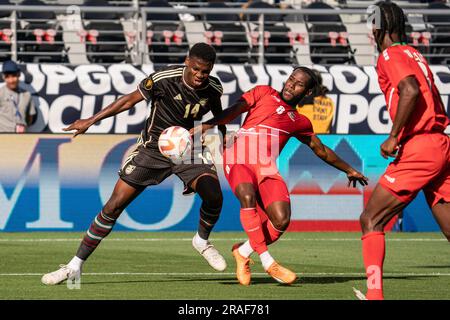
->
<box><xmin>379</xmin><ymin>132</ymin><xmax>450</xmax><ymax>207</ymax></box>
<box><xmin>224</xmin><ymin>162</ymin><xmax>290</xmax><ymax>209</ymax></box>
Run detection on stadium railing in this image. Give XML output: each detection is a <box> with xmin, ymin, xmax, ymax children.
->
<box><xmin>0</xmin><ymin>3</ymin><xmax>448</xmax><ymax>65</ymax></box>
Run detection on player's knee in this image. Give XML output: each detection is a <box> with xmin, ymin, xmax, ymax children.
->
<box><xmin>103</xmin><ymin>198</ymin><xmax>124</xmax><ymax>220</ymax></box>
<box><xmin>359</xmin><ymin>211</ymin><xmax>372</xmax><ymax>231</ymax></box>
<box><xmin>239</xmin><ymin>193</ymin><xmax>256</xmax><ymax>208</ymax></box>
<box><xmin>360</xmin><ymin>210</ymin><xmax>376</xmax><ymax>233</ymax></box>
<box><xmin>196</xmin><ymin>175</ymin><xmax>223</xmax><ymax>207</ymax></box>
<box><xmin>207</xmin><ymin>190</ymin><xmax>223</xmax><ymax>209</ymax></box>
<box><xmin>197</xmin><ymin>180</ymin><xmax>223</xmax><ymax>210</ymax></box>
<box><xmin>271</xmin><ymin>214</ymin><xmax>290</xmax><ymax>231</ymax></box>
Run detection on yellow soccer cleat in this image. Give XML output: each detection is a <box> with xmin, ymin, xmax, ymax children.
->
<box><xmin>266</xmin><ymin>262</ymin><xmax>298</xmax><ymax>285</ymax></box>
<box><xmin>231</xmin><ymin>243</ymin><xmax>253</xmax><ymax>286</ymax></box>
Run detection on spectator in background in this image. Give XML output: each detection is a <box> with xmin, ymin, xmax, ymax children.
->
<box><xmin>296</xmin><ymin>69</ymin><xmax>334</xmax><ymax>134</ymax></box>
<box><xmin>0</xmin><ymin>60</ymin><xmax>36</xmax><ymax>133</ymax></box>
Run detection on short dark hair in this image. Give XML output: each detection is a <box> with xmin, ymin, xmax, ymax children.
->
<box><xmin>374</xmin><ymin>1</ymin><xmax>407</xmax><ymax>48</ymax></box>
<box><xmin>188</xmin><ymin>42</ymin><xmax>217</xmax><ymax>64</ymax></box>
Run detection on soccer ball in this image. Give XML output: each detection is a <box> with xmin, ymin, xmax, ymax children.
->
<box><xmin>158</xmin><ymin>126</ymin><xmax>193</xmax><ymax>161</ymax></box>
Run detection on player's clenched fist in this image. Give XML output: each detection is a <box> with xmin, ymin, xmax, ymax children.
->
<box><xmin>380</xmin><ymin>135</ymin><xmax>399</xmax><ymax>159</ymax></box>
<box><xmin>63</xmin><ymin>118</ymin><xmax>94</xmax><ymax>137</ymax></box>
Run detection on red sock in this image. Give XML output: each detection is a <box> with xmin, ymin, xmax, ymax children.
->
<box><xmin>263</xmin><ymin>220</ymin><xmax>283</xmax><ymax>245</ymax></box>
<box><xmin>257</xmin><ymin>205</ymin><xmax>283</xmax><ymax>245</ymax></box>
<box><xmin>362</xmin><ymin>232</ymin><xmax>385</xmax><ymax>300</ymax></box>
<box><xmin>240</xmin><ymin>208</ymin><xmax>267</xmax><ymax>254</ymax></box>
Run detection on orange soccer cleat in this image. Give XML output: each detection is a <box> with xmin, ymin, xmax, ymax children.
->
<box><xmin>231</xmin><ymin>243</ymin><xmax>253</xmax><ymax>286</ymax></box>
<box><xmin>266</xmin><ymin>262</ymin><xmax>298</xmax><ymax>285</ymax></box>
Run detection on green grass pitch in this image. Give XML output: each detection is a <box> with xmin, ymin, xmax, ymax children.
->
<box><xmin>0</xmin><ymin>232</ymin><xmax>448</xmax><ymax>300</ymax></box>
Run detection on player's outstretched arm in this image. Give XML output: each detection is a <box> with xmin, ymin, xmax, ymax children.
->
<box><xmin>63</xmin><ymin>90</ymin><xmax>144</xmax><ymax>137</ymax></box>
<box><xmin>298</xmin><ymin>134</ymin><xmax>369</xmax><ymax>188</ymax></box>
<box><xmin>380</xmin><ymin>76</ymin><xmax>419</xmax><ymax>159</ymax></box>
<box><xmin>190</xmin><ymin>98</ymin><xmax>250</xmax><ymax>135</ymax></box>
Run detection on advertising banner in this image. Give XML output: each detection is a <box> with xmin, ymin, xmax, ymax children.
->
<box><xmin>0</xmin><ymin>134</ymin><xmax>438</xmax><ymax>232</ymax></box>
<box><xmin>5</xmin><ymin>64</ymin><xmax>450</xmax><ymax>135</ymax></box>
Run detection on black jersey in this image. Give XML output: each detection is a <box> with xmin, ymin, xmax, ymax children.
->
<box><xmin>137</xmin><ymin>65</ymin><xmax>223</xmax><ymax>149</ymax></box>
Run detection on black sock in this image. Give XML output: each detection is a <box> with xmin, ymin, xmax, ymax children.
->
<box><xmin>195</xmin><ymin>175</ymin><xmax>223</xmax><ymax>240</ymax></box>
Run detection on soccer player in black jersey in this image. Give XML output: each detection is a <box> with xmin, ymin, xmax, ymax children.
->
<box><xmin>42</xmin><ymin>43</ymin><xmax>228</xmax><ymax>285</ymax></box>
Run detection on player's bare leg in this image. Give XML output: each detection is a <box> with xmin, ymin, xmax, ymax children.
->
<box><xmin>190</xmin><ymin>173</ymin><xmax>227</xmax><ymax>271</ymax></box>
<box><xmin>237</xmin><ymin>189</ymin><xmax>297</xmax><ymax>285</ymax></box>
<box><xmin>431</xmin><ymin>200</ymin><xmax>450</xmax><ymax>241</ymax></box>
<box><xmin>261</xmin><ymin>201</ymin><xmax>297</xmax><ymax>284</ymax></box>
<box><xmin>41</xmin><ymin>179</ymin><xmax>143</xmax><ymax>285</ymax></box>
<box><xmin>233</xmin><ymin>183</ymin><xmax>296</xmax><ymax>284</ymax></box>
<box><xmin>232</xmin><ymin>183</ymin><xmax>260</xmax><ymax>285</ymax></box>
<box><xmin>357</xmin><ymin>184</ymin><xmax>407</xmax><ymax>300</ymax></box>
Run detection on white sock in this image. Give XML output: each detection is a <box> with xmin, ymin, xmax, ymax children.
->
<box><xmin>67</xmin><ymin>256</ymin><xmax>84</xmax><ymax>271</ymax></box>
<box><xmin>237</xmin><ymin>240</ymin><xmax>254</xmax><ymax>258</ymax></box>
<box><xmin>193</xmin><ymin>232</ymin><xmax>209</xmax><ymax>248</ymax></box>
<box><xmin>259</xmin><ymin>251</ymin><xmax>275</xmax><ymax>271</ymax></box>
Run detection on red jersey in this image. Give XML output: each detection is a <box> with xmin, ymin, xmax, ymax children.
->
<box><xmin>377</xmin><ymin>44</ymin><xmax>449</xmax><ymax>143</ymax></box>
<box><xmin>225</xmin><ymin>85</ymin><xmax>314</xmax><ymax>168</ymax></box>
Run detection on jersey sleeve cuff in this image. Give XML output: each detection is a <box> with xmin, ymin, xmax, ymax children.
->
<box><xmin>137</xmin><ymin>85</ymin><xmax>149</xmax><ymax>101</ymax></box>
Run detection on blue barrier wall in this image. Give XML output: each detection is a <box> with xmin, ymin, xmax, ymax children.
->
<box><xmin>0</xmin><ymin>134</ymin><xmax>440</xmax><ymax>232</ymax></box>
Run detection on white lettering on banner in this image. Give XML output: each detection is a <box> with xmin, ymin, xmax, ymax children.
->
<box><xmin>363</xmin><ymin>66</ymin><xmax>382</xmax><ymax>94</ymax></box>
<box><xmin>368</xmin><ymin>95</ymin><xmax>392</xmax><ymax>133</ymax></box>
<box><xmin>232</xmin><ymin>65</ymin><xmax>269</xmax><ymax>92</ymax></box>
<box><xmin>329</xmin><ymin>65</ymin><xmax>368</xmax><ymax>94</ymax></box>
<box><xmin>28</xmin><ymin>97</ymin><xmax>49</xmax><ymax>133</ymax></box>
<box><xmin>0</xmin><ymin>138</ymin><xmax>73</xmax><ymax>230</ymax></box>
<box><xmin>114</xmin><ymin>100</ymin><xmax>149</xmax><ymax>133</ymax></box>
<box><xmin>141</xmin><ymin>64</ymin><xmax>155</xmax><ymax>77</ymax></box>
<box><xmin>312</xmin><ymin>65</ymin><xmax>333</xmax><ymax>92</ymax></box>
<box><xmin>266</xmin><ymin>65</ymin><xmax>294</xmax><ymax>91</ymax></box>
<box><xmin>209</xmin><ymin>64</ymin><xmax>236</xmax><ymax>94</ymax></box>
<box><xmin>430</xmin><ymin>66</ymin><xmax>450</xmax><ymax>94</ymax></box>
<box><xmin>75</xmin><ymin>65</ymin><xmax>111</xmax><ymax>95</ymax></box>
<box><xmin>41</xmin><ymin>65</ymin><xmax>77</xmax><ymax>95</ymax></box>
<box><xmin>80</xmin><ymin>95</ymin><xmax>115</xmax><ymax>133</ymax></box>
<box><xmin>25</xmin><ymin>64</ymin><xmax>45</xmax><ymax>93</ymax></box>
<box><xmin>327</xmin><ymin>94</ymin><xmax>338</xmax><ymax>127</ymax></box>
<box><xmin>5</xmin><ymin>64</ymin><xmax>449</xmax><ymax>134</ymax></box>
<box><xmin>108</xmin><ymin>64</ymin><xmax>146</xmax><ymax>94</ymax></box>
<box><xmin>49</xmin><ymin>95</ymin><xmax>81</xmax><ymax>132</ymax></box>
<box><xmin>336</xmin><ymin>94</ymin><xmax>369</xmax><ymax>133</ymax></box>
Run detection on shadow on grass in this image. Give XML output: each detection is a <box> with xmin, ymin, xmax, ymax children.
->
<box><xmin>415</xmin><ymin>265</ymin><xmax>450</xmax><ymax>269</ymax></box>
<box><xmin>78</xmin><ymin>275</ymin><xmax>431</xmax><ymax>286</ymax></box>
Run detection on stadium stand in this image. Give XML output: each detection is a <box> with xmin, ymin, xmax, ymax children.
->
<box><xmin>16</xmin><ymin>0</ymin><xmax>68</xmax><ymax>63</ymax></box>
<box><xmin>0</xmin><ymin>0</ymin><xmax>448</xmax><ymax>65</ymax></box>
<box><xmin>82</xmin><ymin>0</ymin><xmax>130</xmax><ymax>64</ymax></box>
<box><xmin>146</xmin><ymin>0</ymin><xmax>190</xmax><ymax>64</ymax></box>
<box><xmin>0</xmin><ymin>0</ymin><xmax>12</xmax><ymax>62</ymax></box>
<box><xmin>203</xmin><ymin>0</ymin><xmax>251</xmax><ymax>63</ymax></box>
<box><xmin>424</xmin><ymin>0</ymin><xmax>450</xmax><ymax>64</ymax></box>
<box><xmin>243</xmin><ymin>0</ymin><xmax>295</xmax><ymax>64</ymax></box>
<box><xmin>305</xmin><ymin>0</ymin><xmax>355</xmax><ymax>65</ymax></box>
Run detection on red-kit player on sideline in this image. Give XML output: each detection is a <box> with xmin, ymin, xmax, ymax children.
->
<box><xmin>353</xmin><ymin>2</ymin><xmax>450</xmax><ymax>300</ymax></box>
<box><xmin>193</xmin><ymin>66</ymin><xmax>368</xmax><ymax>285</ymax></box>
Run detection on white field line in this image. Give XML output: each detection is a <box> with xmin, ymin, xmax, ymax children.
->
<box><xmin>0</xmin><ymin>272</ymin><xmax>449</xmax><ymax>277</ymax></box>
<box><xmin>0</xmin><ymin>238</ymin><xmax>446</xmax><ymax>242</ymax></box>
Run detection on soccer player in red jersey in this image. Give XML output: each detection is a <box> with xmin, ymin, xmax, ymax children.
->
<box><xmin>193</xmin><ymin>66</ymin><xmax>368</xmax><ymax>285</ymax></box>
<box><xmin>354</xmin><ymin>2</ymin><xmax>450</xmax><ymax>300</ymax></box>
